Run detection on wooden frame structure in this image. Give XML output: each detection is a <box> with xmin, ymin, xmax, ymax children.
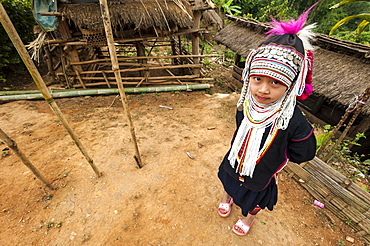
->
<box><xmin>32</xmin><ymin>0</ymin><xmax>217</xmax><ymax>89</ymax></box>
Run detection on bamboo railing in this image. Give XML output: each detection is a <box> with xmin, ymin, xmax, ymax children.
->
<box><xmin>284</xmin><ymin>157</ymin><xmax>370</xmax><ymax>244</ymax></box>
<box><xmin>57</xmin><ymin>54</ymin><xmax>215</xmax><ymax>88</ymax></box>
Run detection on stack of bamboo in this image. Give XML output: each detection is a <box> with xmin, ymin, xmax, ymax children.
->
<box><xmin>284</xmin><ymin>157</ymin><xmax>370</xmax><ymax>244</ymax></box>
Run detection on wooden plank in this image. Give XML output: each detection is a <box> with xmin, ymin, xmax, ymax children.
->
<box><xmin>329</xmin><ymin>196</ymin><xmax>348</xmax><ymax>210</ymax></box>
<box><xmin>233</xmin><ymin>66</ymin><xmax>243</xmax><ymax>74</ymax></box>
<box><xmin>347</xmin><ymin>183</ymin><xmax>370</xmax><ymax>207</ymax></box>
<box><xmin>358</xmin><ymin>218</ymin><xmax>370</xmax><ymax>234</ymax></box>
<box><xmin>306</xmin><ymin>157</ymin><xmax>347</xmax><ymax>183</ymax></box>
<box><xmin>305</xmin><ymin>179</ymin><xmax>332</xmax><ymax>197</ymax></box>
<box><xmin>232</xmin><ymin>70</ymin><xmax>242</xmax><ymax>82</ymax></box>
<box><xmin>302</xmin><ymin>161</ymin><xmax>369</xmax><ymax>211</ymax></box>
<box><xmin>364</xmin><ymin>209</ymin><xmax>370</xmax><ymax>219</ymax></box>
<box><xmin>101</xmin><ymin>71</ymin><xmax>111</xmax><ymax>88</ymax></box>
<box><xmin>76</xmin><ymin>64</ymin><xmax>203</xmax><ymax>74</ymax></box>
<box><xmin>74</xmin><ymin>69</ymin><xmax>86</xmax><ymax>89</ymax></box>
<box><xmin>299</xmin><ymin>182</ymin><xmax>326</xmax><ymax>202</ymax></box>
<box><xmin>306</xmin><ymin>167</ymin><xmax>369</xmax><ymax>212</ymax></box>
<box><xmin>363</xmin><ymin>234</ymin><xmax>370</xmax><ymax>244</ymax></box>
<box><xmin>69</xmin><ymin>54</ymin><xmax>218</xmax><ymax>65</ymax></box>
<box><xmin>38</xmin><ymin>11</ymin><xmax>62</xmax><ymax>16</ymax></box>
<box><xmin>73</xmin><ymin>75</ymin><xmax>200</xmax><ymax>80</ymax></box>
<box><xmin>286</xmin><ymin>162</ymin><xmax>313</xmax><ymax>181</ymax></box>
<box><xmin>72</xmin><ymin>81</ymin><xmax>200</xmax><ymax>88</ymax></box>
<box><xmin>341</xmin><ymin>206</ymin><xmax>367</xmax><ymax>223</ymax></box>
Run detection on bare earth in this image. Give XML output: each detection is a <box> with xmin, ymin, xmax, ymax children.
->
<box><xmin>0</xmin><ymin>89</ymin><xmax>367</xmax><ymax>245</ymax></box>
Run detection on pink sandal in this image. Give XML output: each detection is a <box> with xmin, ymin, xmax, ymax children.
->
<box><xmin>217</xmin><ymin>197</ymin><xmax>233</xmax><ymax>217</ymax></box>
<box><xmin>232</xmin><ymin>218</ymin><xmax>255</xmax><ymax>236</ymax></box>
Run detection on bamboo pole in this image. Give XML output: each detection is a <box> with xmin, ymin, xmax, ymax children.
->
<box><xmin>69</xmin><ymin>54</ymin><xmax>218</xmax><ymax>65</ymax></box>
<box><xmin>71</xmin><ymin>64</ymin><xmax>203</xmax><ymax>74</ymax></box>
<box><xmin>99</xmin><ymin>0</ymin><xmax>143</xmax><ymax>168</ymax></box>
<box><xmin>318</xmin><ymin>87</ymin><xmax>369</xmax><ymax>157</ymax></box>
<box><xmin>102</xmin><ymin>71</ymin><xmax>111</xmax><ymax>88</ymax></box>
<box><xmin>74</xmin><ymin>68</ymin><xmax>87</xmax><ymax>89</ymax></box>
<box><xmin>78</xmin><ymin>74</ymin><xmax>200</xmax><ymax>81</ymax></box>
<box><xmin>0</xmin><ymin>84</ymin><xmax>212</xmax><ymax>101</ymax></box>
<box><xmin>321</xmin><ymin>87</ymin><xmax>370</xmax><ymax>162</ymax></box>
<box><xmin>0</xmin><ymin>128</ymin><xmax>54</xmax><ymax>189</ymax></box>
<box><xmin>0</xmin><ymin>4</ymin><xmax>102</xmax><ymax>177</ymax></box>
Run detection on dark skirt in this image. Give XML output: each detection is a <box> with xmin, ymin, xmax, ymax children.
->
<box><xmin>218</xmin><ymin>166</ymin><xmax>278</xmax><ymax>216</ymax></box>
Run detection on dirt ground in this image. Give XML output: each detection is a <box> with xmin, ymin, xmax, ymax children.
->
<box><xmin>0</xmin><ymin>72</ymin><xmax>367</xmax><ymax>245</ymax></box>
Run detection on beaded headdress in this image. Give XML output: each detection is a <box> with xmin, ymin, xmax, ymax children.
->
<box><xmin>228</xmin><ymin>4</ymin><xmax>317</xmax><ymax>177</ymax></box>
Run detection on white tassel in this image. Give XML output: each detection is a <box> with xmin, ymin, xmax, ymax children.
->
<box><xmin>297</xmin><ymin>23</ymin><xmax>317</xmax><ymax>51</ymax></box>
<box><xmin>237</xmin><ymin>49</ymin><xmax>257</xmax><ymax>108</ymax></box>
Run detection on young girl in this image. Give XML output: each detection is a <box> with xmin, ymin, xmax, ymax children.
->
<box><xmin>217</xmin><ymin>6</ymin><xmax>317</xmax><ymax>236</ymax></box>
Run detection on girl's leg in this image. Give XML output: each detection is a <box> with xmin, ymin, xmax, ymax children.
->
<box><xmin>218</xmin><ymin>190</ymin><xmax>233</xmax><ymax>217</ymax></box>
<box><xmin>220</xmin><ymin>190</ymin><xmax>231</xmax><ymax>203</ymax></box>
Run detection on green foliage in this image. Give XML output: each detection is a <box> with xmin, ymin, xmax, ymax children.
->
<box><xmin>317</xmin><ymin>125</ymin><xmax>369</xmax><ymax>180</ymax></box>
<box><xmin>231</xmin><ymin>0</ymin><xmax>370</xmax><ymax>39</ymax></box>
<box><xmin>259</xmin><ymin>0</ymin><xmax>292</xmax><ymax>21</ymax></box>
<box><xmin>361</xmin><ymin>184</ymin><xmax>369</xmax><ymax>192</ymax></box>
<box><xmin>213</xmin><ymin>0</ymin><xmax>242</xmax><ymax>15</ymax></box>
<box><xmin>329</xmin><ymin>0</ymin><xmax>370</xmax><ymax>36</ymax></box>
<box><xmin>331</xmin><ymin>0</ymin><xmax>369</xmax><ymax>9</ymax></box>
<box><xmin>235</xmin><ymin>0</ymin><xmax>295</xmax><ymax>22</ymax></box>
<box><xmin>332</xmin><ymin>30</ymin><xmax>370</xmax><ymax>44</ymax></box>
<box><xmin>200</xmin><ymin>40</ymin><xmax>213</xmax><ymax>54</ymax></box>
<box><xmin>316</xmin><ymin>130</ymin><xmax>333</xmax><ymax>151</ymax></box>
<box><xmin>0</xmin><ymin>0</ymin><xmax>35</xmax><ymax>73</ymax></box>
<box><xmin>330</xmin><ymin>14</ymin><xmax>370</xmax><ymax>35</ymax></box>
<box><xmin>337</xmin><ymin>240</ymin><xmax>345</xmax><ymax>246</ymax></box>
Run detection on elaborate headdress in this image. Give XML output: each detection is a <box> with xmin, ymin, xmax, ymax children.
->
<box><xmin>228</xmin><ymin>4</ymin><xmax>317</xmax><ymax>177</ymax></box>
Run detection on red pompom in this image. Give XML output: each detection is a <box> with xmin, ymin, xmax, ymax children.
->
<box><xmin>298</xmin><ymin>50</ymin><xmax>314</xmax><ymax>101</ymax></box>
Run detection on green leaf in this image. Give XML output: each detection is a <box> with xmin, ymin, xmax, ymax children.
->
<box><xmin>329</xmin><ymin>14</ymin><xmax>370</xmax><ymax>35</ymax></box>
<box><xmin>316</xmin><ymin>131</ymin><xmax>333</xmax><ymax>151</ymax></box>
<box><xmin>356</xmin><ymin>20</ymin><xmax>370</xmax><ymax>34</ymax></box>
<box><xmin>330</xmin><ymin>0</ymin><xmax>370</xmax><ymax>9</ymax></box>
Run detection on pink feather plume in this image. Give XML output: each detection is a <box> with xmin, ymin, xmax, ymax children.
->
<box><xmin>266</xmin><ymin>3</ymin><xmax>318</xmax><ymax>37</ymax></box>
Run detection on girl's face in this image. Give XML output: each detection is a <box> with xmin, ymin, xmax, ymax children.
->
<box><xmin>249</xmin><ymin>76</ymin><xmax>288</xmax><ymax>104</ymax></box>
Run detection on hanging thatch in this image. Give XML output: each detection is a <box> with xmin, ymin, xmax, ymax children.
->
<box><xmin>59</xmin><ymin>0</ymin><xmax>194</xmax><ymax>32</ymax></box>
<box><xmin>213</xmin><ymin>18</ymin><xmax>268</xmax><ymax>56</ymax></box>
<box><xmin>213</xmin><ymin>16</ymin><xmax>370</xmax><ymax>115</ymax></box>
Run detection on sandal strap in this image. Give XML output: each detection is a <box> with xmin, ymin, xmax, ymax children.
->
<box><xmin>218</xmin><ymin>197</ymin><xmax>233</xmax><ymax>210</ymax></box>
<box><xmin>218</xmin><ymin>202</ymin><xmax>231</xmax><ymax>210</ymax></box>
<box><xmin>234</xmin><ymin>219</ymin><xmax>254</xmax><ymax>234</ymax></box>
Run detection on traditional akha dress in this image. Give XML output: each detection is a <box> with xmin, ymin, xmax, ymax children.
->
<box><xmin>218</xmin><ymin>106</ymin><xmax>316</xmax><ymax>216</ymax></box>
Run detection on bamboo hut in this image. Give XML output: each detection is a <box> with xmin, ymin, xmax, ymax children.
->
<box><xmin>31</xmin><ymin>0</ymin><xmax>218</xmax><ymax>89</ymax></box>
<box><xmin>213</xmin><ymin>15</ymin><xmax>370</xmax><ymax>156</ymax></box>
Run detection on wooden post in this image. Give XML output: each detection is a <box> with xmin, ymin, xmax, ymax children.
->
<box><xmin>320</xmin><ymin>87</ymin><xmax>370</xmax><ymax>161</ymax></box>
<box><xmin>171</xmin><ymin>38</ymin><xmax>176</xmax><ymax>64</ymax></box>
<box><xmin>191</xmin><ymin>8</ymin><xmax>201</xmax><ymax>76</ymax></box>
<box><xmin>136</xmin><ymin>41</ymin><xmax>149</xmax><ymax>84</ymax></box>
<box><xmin>0</xmin><ymin>128</ymin><xmax>54</xmax><ymax>189</ymax></box>
<box><xmin>57</xmin><ymin>18</ymin><xmax>83</xmax><ymax>86</ymax></box>
<box><xmin>0</xmin><ymin>4</ymin><xmax>102</xmax><ymax>177</ymax></box>
<box><xmin>234</xmin><ymin>54</ymin><xmax>240</xmax><ymax>66</ymax></box>
<box><xmin>43</xmin><ymin>45</ymin><xmax>55</xmax><ymax>83</ymax></box>
<box><xmin>311</xmin><ymin>95</ymin><xmax>325</xmax><ymax>114</ymax></box>
<box><xmin>99</xmin><ymin>0</ymin><xmax>143</xmax><ymax>168</ymax></box>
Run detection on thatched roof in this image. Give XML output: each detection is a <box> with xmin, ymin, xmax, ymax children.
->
<box><xmin>213</xmin><ymin>16</ymin><xmax>370</xmax><ymax>115</ymax></box>
<box><xmin>59</xmin><ymin>0</ymin><xmax>194</xmax><ymax>32</ymax></box>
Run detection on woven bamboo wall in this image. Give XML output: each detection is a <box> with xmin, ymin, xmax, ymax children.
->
<box><xmin>284</xmin><ymin>157</ymin><xmax>370</xmax><ymax>244</ymax></box>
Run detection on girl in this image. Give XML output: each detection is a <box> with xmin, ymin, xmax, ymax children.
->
<box><xmin>217</xmin><ymin>6</ymin><xmax>317</xmax><ymax>236</ymax></box>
